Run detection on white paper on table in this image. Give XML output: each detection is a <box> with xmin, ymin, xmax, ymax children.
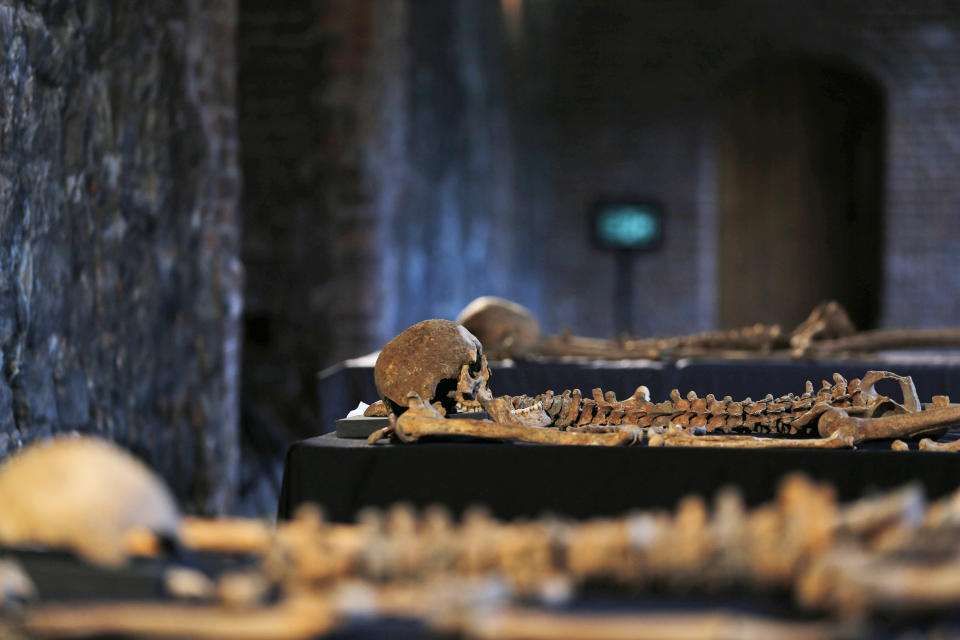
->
<box><xmin>346</xmin><ymin>402</ymin><xmax>370</xmax><ymax>418</ymax></box>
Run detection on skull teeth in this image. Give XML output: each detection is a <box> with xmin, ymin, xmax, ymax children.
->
<box><xmin>511</xmin><ymin>402</ymin><xmax>544</xmax><ymax>416</ymax></box>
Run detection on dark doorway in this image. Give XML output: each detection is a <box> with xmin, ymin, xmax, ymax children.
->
<box><xmin>717</xmin><ymin>58</ymin><xmax>885</xmax><ymax>330</ymax></box>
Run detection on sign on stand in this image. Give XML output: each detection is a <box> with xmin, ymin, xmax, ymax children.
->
<box><xmin>591</xmin><ymin>201</ymin><xmax>663</xmax><ymax>336</ymax></box>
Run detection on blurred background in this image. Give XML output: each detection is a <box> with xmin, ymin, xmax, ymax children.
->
<box><xmin>0</xmin><ymin>0</ymin><xmax>957</xmax><ymax>515</ymax></box>
<box><xmin>240</xmin><ymin>0</ymin><xmax>959</xmax><ymax>435</ymax></box>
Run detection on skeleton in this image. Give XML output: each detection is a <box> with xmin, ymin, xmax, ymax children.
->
<box><xmin>458</xmin><ymin>296</ymin><xmax>960</xmax><ymax>360</ymax></box>
<box><xmin>457</xmin><ymin>297</ymin><xmax>846</xmax><ymax>359</ymax></box>
<box><xmin>23</xmin><ymin>475</ymin><xmax>960</xmax><ymax>638</ymax></box>
<box><xmin>285</xmin><ymin>476</ymin><xmax>960</xmax><ymax>617</ymax></box>
<box><xmin>368</xmin><ymin>320</ymin><xmax>960</xmax><ymax>448</ymax></box>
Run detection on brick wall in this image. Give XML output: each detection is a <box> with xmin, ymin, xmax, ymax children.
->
<box><xmin>238</xmin><ymin>0</ymin><xmax>382</xmax><ymax>439</ymax></box>
<box><xmin>875</xmin><ymin>9</ymin><xmax>960</xmax><ymax>326</ymax></box>
<box><xmin>539</xmin><ymin>0</ymin><xmax>960</xmax><ymax>335</ymax></box>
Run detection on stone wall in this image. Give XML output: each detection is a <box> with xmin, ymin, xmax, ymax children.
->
<box><xmin>0</xmin><ymin>1</ymin><xmax>241</xmax><ymax>514</ymax></box>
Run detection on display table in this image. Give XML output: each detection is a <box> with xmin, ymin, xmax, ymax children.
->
<box><xmin>278</xmin><ymin>431</ymin><xmax>960</xmax><ymax>522</ymax></box>
<box><xmin>317</xmin><ymin>353</ymin><xmax>960</xmax><ymax>435</ymax></box>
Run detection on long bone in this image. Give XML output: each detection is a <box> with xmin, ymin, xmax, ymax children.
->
<box><xmin>818</xmin><ymin>405</ymin><xmax>960</xmax><ymax>444</ymax></box>
<box><xmin>648</xmin><ymin>424</ymin><xmax>854</xmax><ymax>449</ymax></box>
<box><xmin>533</xmin><ymin>322</ymin><xmax>785</xmax><ymax>361</ymax></box>
<box><xmin>380</xmin><ymin>394</ymin><xmax>639</xmax><ymax>446</ymax></box>
<box><xmin>804</xmin><ymin>327</ymin><xmax>960</xmax><ymax>356</ymax></box>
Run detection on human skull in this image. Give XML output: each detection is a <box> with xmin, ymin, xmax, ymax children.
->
<box><xmin>456</xmin><ymin>296</ymin><xmax>541</xmax><ymax>359</ymax></box>
<box><xmin>374</xmin><ymin>319</ymin><xmax>490</xmax><ymax>416</ymax></box>
<box><xmin>0</xmin><ymin>435</ymin><xmax>179</xmax><ymax>567</ymax></box>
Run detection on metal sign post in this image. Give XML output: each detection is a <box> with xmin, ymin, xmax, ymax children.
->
<box><xmin>592</xmin><ymin>201</ymin><xmax>663</xmax><ymax>336</ymax></box>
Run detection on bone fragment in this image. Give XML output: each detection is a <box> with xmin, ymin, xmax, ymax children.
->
<box><xmin>859</xmin><ymin>370</ymin><xmax>921</xmax><ymax>414</ymax></box>
<box><xmin>363</xmin><ymin>401</ymin><xmax>389</xmax><ymax>417</ymax></box>
<box><xmin>179</xmin><ymin>517</ymin><xmax>273</xmax><ymax>554</ymax></box>
<box><xmin>918</xmin><ymin>437</ymin><xmax>960</xmax><ymax>452</ymax></box>
<box><xmin>789</xmin><ymin>301</ymin><xmax>857</xmax><ymax>353</ymax></box>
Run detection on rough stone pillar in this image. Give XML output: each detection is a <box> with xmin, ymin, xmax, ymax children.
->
<box><xmin>0</xmin><ymin>1</ymin><xmax>241</xmax><ymax>514</ymax></box>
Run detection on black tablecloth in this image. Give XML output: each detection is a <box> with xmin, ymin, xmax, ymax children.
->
<box><xmin>317</xmin><ymin>355</ymin><xmax>960</xmax><ymax>434</ymax></box>
<box><xmin>278</xmin><ymin>432</ymin><xmax>960</xmax><ymax>522</ymax></box>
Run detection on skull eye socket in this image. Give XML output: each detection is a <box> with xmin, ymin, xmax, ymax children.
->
<box><xmin>434</xmin><ymin>377</ymin><xmax>460</xmax><ymax>412</ymax></box>
<box><xmin>467</xmin><ymin>344</ymin><xmax>484</xmax><ymax>375</ymax></box>
<box><xmin>468</xmin><ymin>357</ymin><xmax>483</xmax><ymax>376</ymax></box>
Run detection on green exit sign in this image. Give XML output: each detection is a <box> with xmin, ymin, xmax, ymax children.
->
<box><xmin>593</xmin><ymin>202</ymin><xmax>663</xmax><ymax>250</ymax></box>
